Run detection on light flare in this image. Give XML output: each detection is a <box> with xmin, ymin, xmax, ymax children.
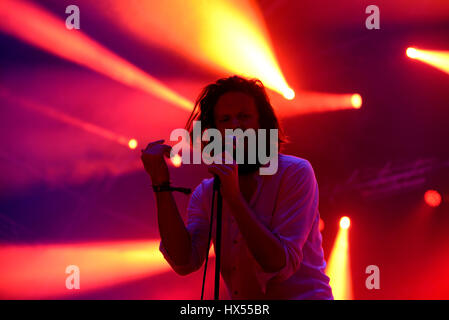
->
<box><xmin>406</xmin><ymin>47</ymin><xmax>449</xmax><ymax>75</ymax></box>
<box><xmin>340</xmin><ymin>216</ymin><xmax>351</xmax><ymax>229</ymax></box>
<box><xmin>0</xmin><ymin>0</ymin><xmax>193</xmax><ymax>111</ymax></box>
<box><xmin>351</xmin><ymin>94</ymin><xmax>362</xmax><ymax>109</ymax></box>
<box><xmin>424</xmin><ymin>189</ymin><xmax>442</xmax><ymax>208</ymax></box>
<box><xmin>0</xmin><ymin>88</ymin><xmax>135</xmax><ymax>149</ymax></box>
<box><xmin>325</xmin><ymin>216</ymin><xmax>353</xmax><ymax>300</ymax></box>
<box><xmin>128</xmin><ymin>139</ymin><xmax>138</xmax><ymax>150</ymax></box>
<box><xmin>274</xmin><ymin>91</ymin><xmax>363</xmax><ymax>117</ymax></box>
<box><xmin>171</xmin><ymin>154</ymin><xmax>182</xmax><ymax>167</ymax></box>
<box><xmin>0</xmin><ymin>240</ymin><xmax>169</xmax><ymax>299</ymax></box>
<box><xmin>92</xmin><ymin>0</ymin><xmax>294</xmax><ymax>99</ymax></box>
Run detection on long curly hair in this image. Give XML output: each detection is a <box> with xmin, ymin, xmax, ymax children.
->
<box><xmin>185</xmin><ymin>75</ymin><xmax>286</xmax><ymax>147</ymax></box>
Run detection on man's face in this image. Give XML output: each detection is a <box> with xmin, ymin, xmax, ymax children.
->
<box><xmin>213</xmin><ymin>91</ymin><xmax>260</xmax><ymax>134</ymax></box>
<box><xmin>213</xmin><ymin>91</ymin><xmax>261</xmax><ymax>174</ymax></box>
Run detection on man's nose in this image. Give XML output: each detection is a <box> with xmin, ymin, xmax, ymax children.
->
<box><xmin>229</xmin><ymin>118</ymin><xmax>241</xmax><ymax>129</ymax></box>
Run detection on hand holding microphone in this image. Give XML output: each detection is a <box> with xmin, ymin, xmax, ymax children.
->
<box><xmin>207</xmin><ymin>135</ymin><xmax>241</xmax><ymax>202</ymax></box>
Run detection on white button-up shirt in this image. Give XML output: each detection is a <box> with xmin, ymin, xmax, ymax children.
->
<box><xmin>160</xmin><ymin>154</ymin><xmax>333</xmax><ymax>299</ymax></box>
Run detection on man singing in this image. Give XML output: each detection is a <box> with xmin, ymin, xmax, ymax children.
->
<box><xmin>141</xmin><ymin>76</ymin><xmax>333</xmax><ymax>299</ymax></box>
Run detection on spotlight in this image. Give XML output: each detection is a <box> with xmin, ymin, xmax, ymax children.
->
<box><xmin>406</xmin><ymin>47</ymin><xmax>449</xmax><ymax>75</ymax></box>
<box><xmin>424</xmin><ymin>189</ymin><xmax>442</xmax><ymax>208</ymax></box>
<box><xmin>340</xmin><ymin>216</ymin><xmax>351</xmax><ymax>229</ymax></box>
<box><xmin>283</xmin><ymin>88</ymin><xmax>295</xmax><ymax>100</ymax></box>
<box><xmin>351</xmin><ymin>94</ymin><xmax>362</xmax><ymax>109</ymax></box>
<box><xmin>128</xmin><ymin>139</ymin><xmax>138</xmax><ymax>150</ymax></box>
<box><xmin>325</xmin><ymin>215</ymin><xmax>353</xmax><ymax>299</ymax></box>
<box><xmin>171</xmin><ymin>154</ymin><xmax>182</xmax><ymax>167</ymax></box>
<box><xmin>0</xmin><ymin>240</ymin><xmax>170</xmax><ymax>299</ymax></box>
<box><xmin>406</xmin><ymin>47</ymin><xmax>419</xmax><ymax>59</ymax></box>
<box><xmin>0</xmin><ymin>89</ymin><xmax>134</xmax><ymax>149</ymax></box>
<box><xmin>88</xmin><ymin>0</ymin><xmax>294</xmax><ymax>99</ymax></box>
<box><xmin>0</xmin><ymin>0</ymin><xmax>193</xmax><ymax>111</ymax></box>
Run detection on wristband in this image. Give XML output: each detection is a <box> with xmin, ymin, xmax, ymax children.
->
<box><xmin>152</xmin><ymin>184</ymin><xmax>192</xmax><ymax>195</ymax></box>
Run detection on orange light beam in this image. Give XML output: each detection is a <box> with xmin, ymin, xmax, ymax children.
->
<box><xmin>0</xmin><ymin>239</ymin><xmax>216</xmax><ymax>299</ymax></box>
<box><xmin>0</xmin><ymin>0</ymin><xmax>193</xmax><ymax>111</ymax></box>
<box><xmin>0</xmin><ymin>88</ymin><xmax>135</xmax><ymax>149</ymax></box>
<box><xmin>275</xmin><ymin>91</ymin><xmax>362</xmax><ymax>117</ymax></box>
<box><xmin>325</xmin><ymin>216</ymin><xmax>353</xmax><ymax>300</ymax></box>
<box><xmin>0</xmin><ymin>240</ymin><xmax>170</xmax><ymax>299</ymax></box>
<box><xmin>92</xmin><ymin>0</ymin><xmax>294</xmax><ymax>99</ymax></box>
<box><xmin>407</xmin><ymin>47</ymin><xmax>449</xmax><ymax>75</ymax></box>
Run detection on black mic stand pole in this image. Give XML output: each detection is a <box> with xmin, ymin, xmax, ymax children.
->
<box><xmin>200</xmin><ymin>176</ymin><xmax>223</xmax><ymax>300</ymax></box>
<box><xmin>214</xmin><ymin>178</ymin><xmax>223</xmax><ymax>300</ymax></box>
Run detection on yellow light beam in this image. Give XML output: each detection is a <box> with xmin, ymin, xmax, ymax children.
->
<box><xmin>407</xmin><ymin>47</ymin><xmax>449</xmax><ymax>75</ymax></box>
<box><xmin>92</xmin><ymin>0</ymin><xmax>294</xmax><ymax>99</ymax></box>
<box><xmin>0</xmin><ymin>0</ymin><xmax>193</xmax><ymax>111</ymax></box>
<box><xmin>325</xmin><ymin>216</ymin><xmax>353</xmax><ymax>300</ymax></box>
<box><xmin>0</xmin><ymin>240</ymin><xmax>169</xmax><ymax>299</ymax></box>
<box><xmin>275</xmin><ymin>91</ymin><xmax>362</xmax><ymax>117</ymax></box>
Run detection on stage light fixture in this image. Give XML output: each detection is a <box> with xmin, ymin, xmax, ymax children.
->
<box><xmin>326</xmin><ymin>216</ymin><xmax>353</xmax><ymax>300</ymax></box>
<box><xmin>406</xmin><ymin>47</ymin><xmax>449</xmax><ymax>75</ymax></box>
<box><xmin>128</xmin><ymin>139</ymin><xmax>138</xmax><ymax>150</ymax></box>
<box><xmin>340</xmin><ymin>216</ymin><xmax>351</xmax><ymax>229</ymax></box>
<box><xmin>0</xmin><ymin>0</ymin><xmax>193</xmax><ymax>111</ymax></box>
<box><xmin>424</xmin><ymin>189</ymin><xmax>442</xmax><ymax>208</ymax></box>
<box><xmin>351</xmin><ymin>94</ymin><xmax>362</xmax><ymax>109</ymax></box>
<box><xmin>171</xmin><ymin>154</ymin><xmax>182</xmax><ymax>167</ymax></box>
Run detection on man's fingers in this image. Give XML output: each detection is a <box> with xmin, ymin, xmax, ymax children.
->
<box><xmin>144</xmin><ymin>140</ymin><xmax>165</xmax><ymax>151</ymax></box>
<box><xmin>161</xmin><ymin>145</ymin><xmax>173</xmax><ymax>158</ymax></box>
<box><xmin>208</xmin><ymin>164</ymin><xmax>233</xmax><ymax>176</ymax></box>
<box><xmin>208</xmin><ymin>167</ymin><xmax>225</xmax><ymax>182</ymax></box>
<box><xmin>221</xmin><ymin>152</ymin><xmax>236</xmax><ymax>165</ymax></box>
<box><xmin>208</xmin><ymin>165</ymin><xmax>228</xmax><ymax>179</ymax></box>
<box><xmin>141</xmin><ymin>141</ymin><xmax>172</xmax><ymax>157</ymax></box>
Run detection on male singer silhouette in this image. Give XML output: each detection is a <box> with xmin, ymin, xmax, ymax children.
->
<box><xmin>141</xmin><ymin>76</ymin><xmax>333</xmax><ymax>299</ymax></box>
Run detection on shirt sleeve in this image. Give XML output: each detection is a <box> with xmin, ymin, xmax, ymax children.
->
<box><xmin>159</xmin><ymin>181</ymin><xmax>212</xmax><ymax>276</ymax></box>
<box><xmin>254</xmin><ymin>160</ymin><xmax>320</xmax><ymax>292</ymax></box>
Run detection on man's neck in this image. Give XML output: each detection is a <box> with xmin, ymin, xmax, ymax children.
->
<box><xmin>239</xmin><ymin>172</ymin><xmax>258</xmax><ymax>203</ymax></box>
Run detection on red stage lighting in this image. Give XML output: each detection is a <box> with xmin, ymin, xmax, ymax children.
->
<box><xmin>406</xmin><ymin>47</ymin><xmax>449</xmax><ymax>75</ymax></box>
<box><xmin>319</xmin><ymin>218</ymin><xmax>325</xmax><ymax>232</ymax></box>
<box><xmin>351</xmin><ymin>94</ymin><xmax>362</xmax><ymax>109</ymax></box>
<box><xmin>424</xmin><ymin>190</ymin><xmax>442</xmax><ymax>208</ymax></box>
<box><xmin>128</xmin><ymin>139</ymin><xmax>138</xmax><ymax>150</ymax></box>
<box><xmin>325</xmin><ymin>216</ymin><xmax>352</xmax><ymax>299</ymax></box>
<box><xmin>340</xmin><ymin>216</ymin><xmax>351</xmax><ymax>229</ymax></box>
<box><xmin>0</xmin><ymin>0</ymin><xmax>193</xmax><ymax>111</ymax></box>
<box><xmin>170</xmin><ymin>154</ymin><xmax>182</xmax><ymax>167</ymax></box>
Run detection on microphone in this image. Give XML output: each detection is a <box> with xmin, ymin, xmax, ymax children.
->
<box><xmin>213</xmin><ymin>135</ymin><xmax>236</xmax><ymax>191</ymax></box>
<box><xmin>224</xmin><ymin>134</ymin><xmax>237</xmax><ymax>156</ymax></box>
<box><xmin>213</xmin><ymin>135</ymin><xmax>239</xmax><ymax>191</ymax></box>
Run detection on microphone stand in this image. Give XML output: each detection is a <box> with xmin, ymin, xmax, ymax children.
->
<box><xmin>201</xmin><ymin>176</ymin><xmax>223</xmax><ymax>300</ymax></box>
<box><xmin>214</xmin><ymin>178</ymin><xmax>222</xmax><ymax>300</ymax></box>
<box><xmin>201</xmin><ymin>137</ymin><xmax>234</xmax><ymax>300</ymax></box>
